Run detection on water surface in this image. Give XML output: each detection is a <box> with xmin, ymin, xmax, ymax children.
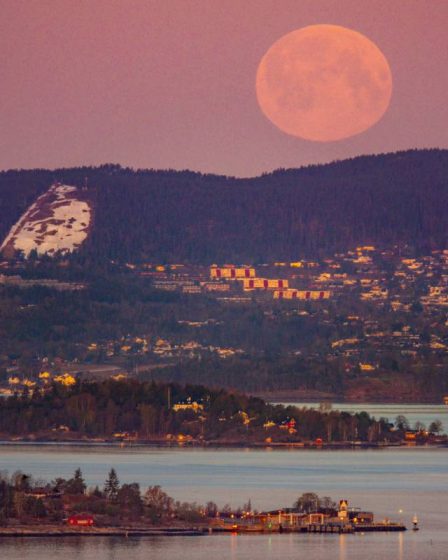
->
<box><xmin>273</xmin><ymin>402</ymin><xmax>448</xmax><ymax>430</ymax></box>
<box><xmin>0</xmin><ymin>532</ymin><xmax>446</xmax><ymax>560</ymax></box>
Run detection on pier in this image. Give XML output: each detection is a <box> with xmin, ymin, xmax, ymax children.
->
<box><xmin>306</xmin><ymin>523</ymin><xmax>354</xmax><ymax>534</ymax></box>
<box><xmin>213</xmin><ymin>521</ymin><xmax>406</xmax><ymax>534</ymax></box>
<box><xmin>213</xmin><ymin>498</ymin><xmax>407</xmax><ymax>534</ymax></box>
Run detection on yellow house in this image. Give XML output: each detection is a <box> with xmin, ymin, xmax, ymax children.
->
<box><xmin>359</xmin><ymin>363</ymin><xmax>376</xmax><ymax>372</ymax></box>
<box><xmin>331</xmin><ymin>338</ymin><xmax>359</xmax><ymax>348</ymax></box>
<box><xmin>111</xmin><ymin>373</ymin><xmax>128</xmax><ymax>381</ymax></box>
<box><xmin>54</xmin><ymin>373</ymin><xmax>77</xmax><ymax>386</ymax></box>
<box><xmin>173</xmin><ymin>400</ymin><xmax>204</xmax><ymax>413</ymax></box>
<box><xmin>356</xmin><ymin>246</ymin><xmax>376</xmax><ymax>252</ymax></box>
<box><xmin>23</xmin><ymin>378</ymin><xmax>36</xmax><ymax>388</ymax></box>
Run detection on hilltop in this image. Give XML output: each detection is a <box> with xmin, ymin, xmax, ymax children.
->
<box><xmin>1</xmin><ymin>150</ymin><xmax>448</xmax><ymax>404</ymax></box>
<box><xmin>1</xmin><ymin>149</ymin><xmax>447</xmax><ymax>263</ymax></box>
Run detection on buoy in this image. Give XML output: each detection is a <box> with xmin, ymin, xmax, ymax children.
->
<box><xmin>412</xmin><ymin>514</ymin><xmax>419</xmax><ymax>531</ymax></box>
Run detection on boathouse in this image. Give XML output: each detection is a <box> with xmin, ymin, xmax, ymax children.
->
<box><xmin>67</xmin><ymin>514</ymin><xmax>95</xmax><ymax>527</ymax></box>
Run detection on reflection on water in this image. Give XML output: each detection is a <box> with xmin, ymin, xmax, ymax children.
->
<box><xmin>339</xmin><ymin>533</ymin><xmax>347</xmax><ymax>560</ymax></box>
<box><xmin>0</xmin><ymin>532</ymin><xmax>447</xmax><ymax>560</ymax></box>
<box><xmin>398</xmin><ymin>530</ymin><xmax>404</xmax><ymax>560</ymax></box>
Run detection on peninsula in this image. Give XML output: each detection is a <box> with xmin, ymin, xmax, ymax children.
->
<box><xmin>0</xmin><ymin>380</ymin><xmax>446</xmax><ymax>448</ymax></box>
<box><xmin>0</xmin><ymin>469</ymin><xmax>406</xmax><ymax>536</ymax></box>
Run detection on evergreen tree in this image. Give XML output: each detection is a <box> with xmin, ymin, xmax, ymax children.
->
<box><xmin>65</xmin><ymin>468</ymin><xmax>86</xmax><ymax>495</ymax></box>
<box><xmin>104</xmin><ymin>468</ymin><xmax>120</xmax><ymax>502</ymax></box>
<box><xmin>243</xmin><ymin>498</ymin><xmax>252</xmax><ymax>513</ymax></box>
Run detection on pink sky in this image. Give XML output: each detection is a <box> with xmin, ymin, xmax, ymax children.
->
<box><xmin>0</xmin><ymin>0</ymin><xmax>447</xmax><ymax>176</ymax></box>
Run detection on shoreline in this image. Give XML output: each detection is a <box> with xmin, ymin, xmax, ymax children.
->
<box><xmin>0</xmin><ymin>439</ymin><xmax>446</xmax><ymax>450</ymax></box>
<box><xmin>0</xmin><ymin>526</ymin><xmax>207</xmax><ymax>538</ymax></box>
<box><xmin>255</xmin><ymin>392</ymin><xmax>446</xmax><ymax>405</ymax></box>
<box><xmin>0</xmin><ymin>523</ymin><xmax>407</xmax><ymax>538</ymax></box>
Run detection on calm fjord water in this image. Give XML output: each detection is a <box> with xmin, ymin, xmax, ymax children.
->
<box><xmin>1</xmin><ymin>531</ymin><xmax>447</xmax><ymax>560</ymax></box>
<box><xmin>272</xmin><ymin>402</ymin><xmax>448</xmax><ymax>430</ymax></box>
<box><xmin>0</xmin><ymin>445</ymin><xmax>447</xmax><ymax>559</ymax></box>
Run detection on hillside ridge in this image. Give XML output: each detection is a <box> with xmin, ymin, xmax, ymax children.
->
<box><xmin>1</xmin><ymin>149</ymin><xmax>447</xmax><ymax>262</ymax></box>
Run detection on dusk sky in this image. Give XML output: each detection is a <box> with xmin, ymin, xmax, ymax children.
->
<box><xmin>1</xmin><ymin>0</ymin><xmax>447</xmax><ymax>177</ymax></box>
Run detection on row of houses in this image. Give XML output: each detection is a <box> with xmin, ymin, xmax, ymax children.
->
<box><xmin>210</xmin><ymin>266</ymin><xmax>332</xmax><ymax>301</ymax></box>
<box><xmin>214</xmin><ymin>499</ymin><xmax>376</xmax><ymax>532</ymax></box>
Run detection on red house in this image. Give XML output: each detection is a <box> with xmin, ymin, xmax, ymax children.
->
<box><xmin>67</xmin><ymin>514</ymin><xmax>94</xmax><ymax>527</ymax></box>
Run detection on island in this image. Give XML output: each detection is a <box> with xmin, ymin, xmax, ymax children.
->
<box><xmin>0</xmin><ymin>468</ymin><xmax>407</xmax><ymax>536</ymax></box>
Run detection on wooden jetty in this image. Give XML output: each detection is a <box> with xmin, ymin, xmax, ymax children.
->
<box><xmin>306</xmin><ymin>523</ymin><xmax>354</xmax><ymax>534</ymax></box>
<box><xmin>352</xmin><ymin>523</ymin><xmax>406</xmax><ymax>532</ymax></box>
<box><xmin>212</xmin><ymin>521</ymin><xmax>406</xmax><ymax>535</ymax></box>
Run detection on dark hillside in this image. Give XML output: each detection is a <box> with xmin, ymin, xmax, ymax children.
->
<box><xmin>1</xmin><ymin>149</ymin><xmax>447</xmax><ymax>262</ymax></box>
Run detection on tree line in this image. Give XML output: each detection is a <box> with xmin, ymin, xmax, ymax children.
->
<box><xmin>0</xmin><ymin>467</ymin><xmax>224</xmax><ymax>525</ymax></box>
<box><xmin>0</xmin><ymin>466</ymin><xmax>341</xmax><ymax>527</ymax></box>
<box><xmin>0</xmin><ymin>379</ymin><xmax>404</xmax><ymax>444</ymax></box>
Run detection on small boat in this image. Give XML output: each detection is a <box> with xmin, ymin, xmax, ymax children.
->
<box><xmin>412</xmin><ymin>514</ymin><xmax>419</xmax><ymax>531</ymax></box>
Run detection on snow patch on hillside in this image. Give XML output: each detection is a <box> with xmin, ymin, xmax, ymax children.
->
<box><xmin>1</xmin><ymin>184</ymin><xmax>92</xmax><ymax>257</ymax></box>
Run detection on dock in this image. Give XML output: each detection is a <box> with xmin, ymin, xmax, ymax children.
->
<box><xmin>213</xmin><ymin>521</ymin><xmax>406</xmax><ymax>535</ymax></box>
<box><xmin>306</xmin><ymin>523</ymin><xmax>354</xmax><ymax>534</ymax></box>
<box><xmin>353</xmin><ymin>523</ymin><xmax>406</xmax><ymax>532</ymax></box>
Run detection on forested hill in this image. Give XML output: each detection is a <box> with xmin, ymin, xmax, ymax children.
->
<box><xmin>1</xmin><ymin>149</ymin><xmax>447</xmax><ymax>263</ymax></box>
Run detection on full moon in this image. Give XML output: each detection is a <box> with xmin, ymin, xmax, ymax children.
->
<box><xmin>256</xmin><ymin>25</ymin><xmax>393</xmax><ymax>142</ymax></box>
